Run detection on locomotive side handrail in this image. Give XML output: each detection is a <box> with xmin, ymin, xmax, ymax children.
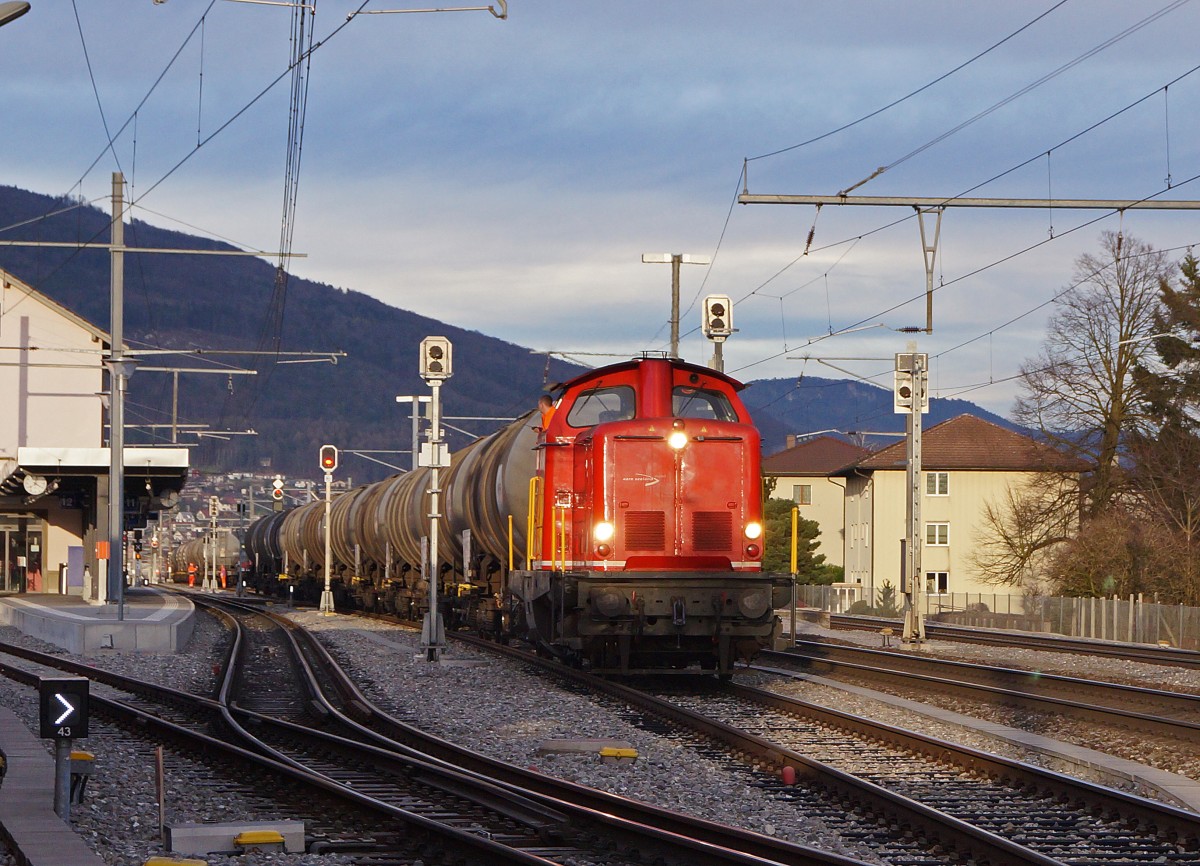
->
<box><xmin>526</xmin><ymin>476</ymin><xmax>542</xmax><ymax>566</ymax></box>
<box><xmin>555</xmin><ymin>506</ymin><xmax>569</xmax><ymax>571</ymax></box>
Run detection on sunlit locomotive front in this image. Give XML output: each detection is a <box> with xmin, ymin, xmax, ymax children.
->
<box><xmin>509</xmin><ymin>355</ymin><xmax>791</xmax><ymax>673</ymax></box>
<box><xmin>244</xmin><ymin>354</ymin><xmax>789</xmax><ymax>675</ymax></box>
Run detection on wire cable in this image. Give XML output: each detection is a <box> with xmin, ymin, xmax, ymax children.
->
<box><xmin>746</xmin><ymin>1</ymin><xmax>1072</xmax><ymax>163</ymax></box>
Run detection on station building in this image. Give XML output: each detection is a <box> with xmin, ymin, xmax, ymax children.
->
<box><xmin>0</xmin><ymin>268</ymin><xmax>188</xmax><ymax>600</ymax></box>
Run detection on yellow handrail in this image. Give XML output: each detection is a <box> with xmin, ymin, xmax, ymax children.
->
<box><xmin>526</xmin><ymin>476</ymin><xmax>542</xmax><ymax>565</ymax></box>
<box><xmin>507</xmin><ymin>514</ymin><xmax>514</xmax><ymax>572</ymax></box>
<box><xmin>555</xmin><ymin>506</ymin><xmax>568</xmax><ymax>571</ymax></box>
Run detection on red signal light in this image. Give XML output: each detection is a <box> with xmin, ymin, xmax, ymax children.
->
<box><xmin>319</xmin><ymin>445</ymin><xmax>338</xmax><ymax>473</ymax></box>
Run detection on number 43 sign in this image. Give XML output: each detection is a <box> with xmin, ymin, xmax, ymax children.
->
<box><xmin>39</xmin><ymin>676</ymin><xmax>89</xmax><ymax>739</ymax></box>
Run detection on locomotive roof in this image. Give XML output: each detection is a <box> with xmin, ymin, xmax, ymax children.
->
<box><xmin>554</xmin><ymin>356</ymin><xmax>746</xmax><ymax>393</ymax></box>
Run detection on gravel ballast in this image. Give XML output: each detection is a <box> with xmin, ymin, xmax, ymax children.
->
<box><xmin>3</xmin><ymin>606</ymin><xmax>1199</xmax><ymax>866</ymax></box>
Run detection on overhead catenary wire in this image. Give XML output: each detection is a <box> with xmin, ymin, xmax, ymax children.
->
<box><xmin>718</xmin><ymin>53</ymin><xmax>1200</xmax><ymax>382</ymax></box>
<box><xmin>668</xmin><ymin>0</ymin><xmax>1076</xmax><ymax>347</ymax></box>
<box><xmin>835</xmin><ymin>0</ymin><xmax>1192</xmax><ymax>194</ymax></box>
<box><xmin>745</xmin><ymin>0</ymin><xmax>1073</xmax><ymax>163</ymax></box>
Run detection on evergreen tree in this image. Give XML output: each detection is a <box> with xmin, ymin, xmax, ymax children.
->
<box><xmin>761</xmin><ymin>497</ymin><xmax>831</xmax><ymax>581</ymax></box>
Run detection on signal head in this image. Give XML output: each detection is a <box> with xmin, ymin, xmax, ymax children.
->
<box><xmin>420</xmin><ymin>336</ymin><xmax>453</xmax><ymax>381</ymax></box>
<box><xmin>702</xmin><ymin>294</ymin><xmax>733</xmax><ymax>341</ymax></box>
<box><xmin>319</xmin><ymin>444</ymin><xmax>338</xmax><ymax>473</ymax></box>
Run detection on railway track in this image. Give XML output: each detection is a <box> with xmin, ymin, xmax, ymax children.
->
<box><xmin>823</xmin><ymin>613</ymin><xmax>1200</xmax><ymax>670</ymax></box>
<box><xmin>433</xmin><ymin>629</ymin><xmax>1200</xmax><ymax>865</ymax></box>
<box><xmin>2</xmin><ymin>595</ymin><xmax>871</xmax><ymax>866</ymax></box>
<box><xmin>759</xmin><ymin>642</ymin><xmax>1200</xmax><ymax>741</ymax></box>
<box><xmin>204</xmin><ymin>594</ymin><xmax>871</xmax><ymax>866</ymax></box>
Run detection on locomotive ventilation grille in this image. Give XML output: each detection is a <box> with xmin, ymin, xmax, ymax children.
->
<box><xmin>692</xmin><ymin>511</ymin><xmax>733</xmax><ymax>552</ymax></box>
<box><xmin>624</xmin><ymin>511</ymin><xmax>666</xmax><ymax>551</ymax></box>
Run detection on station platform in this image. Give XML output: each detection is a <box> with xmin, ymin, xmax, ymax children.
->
<box><xmin>0</xmin><ymin>587</ymin><xmax>194</xmax><ymax>654</ymax></box>
<box><xmin>0</xmin><ymin>707</ymin><xmax>107</xmax><ymax>866</ymax></box>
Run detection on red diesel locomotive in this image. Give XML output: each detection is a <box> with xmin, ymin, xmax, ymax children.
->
<box><xmin>246</xmin><ymin>354</ymin><xmax>790</xmax><ymax>675</ymax></box>
<box><xmin>511</xmin><ymin>354</ymin><xmax>790</xmax><ymax>673</ymax></box>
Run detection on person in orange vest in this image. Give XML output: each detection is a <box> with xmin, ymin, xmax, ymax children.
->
<box><xmin>535</xmin><ymin>394</ymin><xmax>556</xmax><ymax>432</ymax></box>
<box><xmin>219</xmin><ymin>564</ymin><xmax>227</xmax><ymax>590</ymax></box>
<box><xmin>187</xmin><ymin>561</ymin><xmax>197</xmax><ymax>587</ymax></box>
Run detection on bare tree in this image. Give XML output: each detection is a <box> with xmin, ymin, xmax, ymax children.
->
<box><xmin>1014</xmin><ymin>231</ymin><xmax>1170</xmax><ymax>516</ymax></box>
<box><xmin>972</xmin><ymin>475</ymin><xmax>1078</xmax><ymax>587</ymax></box>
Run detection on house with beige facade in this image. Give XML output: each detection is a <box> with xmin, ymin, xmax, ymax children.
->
<box><xmin>761</xmin><ymin>435</ymin><xmax>870</xmax><ymax>569</ymax></box>
<box><xmin>0</xmin><ymin>268</ymin><xmax>188</xmax><ymax>599</ymax></box>
<box><xmin>837</xmin><ymin>414</ymin><xmax>1085</xmax><ymax>605</ymax></box>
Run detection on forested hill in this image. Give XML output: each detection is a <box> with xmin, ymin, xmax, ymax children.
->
<box><xmin>0</xmin><ymin>185</ymin><xmax>585</xmax><ymax>480</ymax></box>
<box><xmin>742</xmin><ymin>375</ymin><xmax>1023</xmax><ymax>453</ymax></box>
<box><xmin>0</xmin><ymin>184</ymin><xmax>1019</xmax><ymax>477</ymax></box>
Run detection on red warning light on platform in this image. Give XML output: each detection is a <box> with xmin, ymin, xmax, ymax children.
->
<box><xmin>319</xmin><ymin>445</ymin><xmax>338</xmax><ymax>474</ymax></box>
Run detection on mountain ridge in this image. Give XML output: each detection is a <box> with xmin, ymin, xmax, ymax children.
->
<box><xmin>0</xmin><ymin>184</ymin><xmax>1018</xmax><ymax>477</ymax></box>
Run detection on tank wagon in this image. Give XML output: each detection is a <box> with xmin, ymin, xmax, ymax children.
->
<box><xmin>246</xmin><ymin>355</ymin><xmax>790</xmax><ymax>674</ymax></box>
<box><xmin>170</xmin><ymin>534</ymin><xmax>242</xmax><ymax>582</ymax></box>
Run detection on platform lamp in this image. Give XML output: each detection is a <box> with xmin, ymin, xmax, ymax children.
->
<box><xmin>0</xmin><ymin>2</ymin><xmax>31</xmax><ymax>27</ymax></box>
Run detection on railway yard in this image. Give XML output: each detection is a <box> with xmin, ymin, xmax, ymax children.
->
<box><xmin>3</xmin><ymin>594</ymin><xmax>1200</xmax><ymax>866</ymax></box>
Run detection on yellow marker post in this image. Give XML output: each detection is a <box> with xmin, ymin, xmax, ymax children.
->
<box><xmin>791</xmin><ymin>506</ymin><xmax>799</xmax><ymax>648</ymax></box>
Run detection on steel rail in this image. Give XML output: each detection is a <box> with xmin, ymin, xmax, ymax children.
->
<box><xmin>759</xmin><ymin>645</ymin><xmax>1200</xmax><ymax>740</ymax></box>
<box><xmin>446</xmin><ymin>631</ymin><xmax>1068</xmax><ymax>866</ymax></box>
<box><xmin>201</xmin><ymin>596</ymin><xmax>836</xmax><ymax>866</ymax></box>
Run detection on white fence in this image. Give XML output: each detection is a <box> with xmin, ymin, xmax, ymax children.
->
<box><xmin>794</xmin><ymin>584</ymin><xmax>1200</xmax><ymax>650</ymax></box>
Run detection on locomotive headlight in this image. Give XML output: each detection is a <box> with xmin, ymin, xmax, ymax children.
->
<box><xmin>743</xmin><ymin>521</ymin><xmax>763</xmax><ymax>540</ymax></box>
<box><xmin>667</xmin><ymin>430</ymin><xmax>689</xmax><ymax>450</ymax></box>
<box><xmin>593</xmin><ymin>521</ymin><xmax>615</xmax><ymax>542</ymax></box>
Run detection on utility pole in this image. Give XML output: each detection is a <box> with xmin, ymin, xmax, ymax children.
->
<box><xmin>107</xmin><ymin>173</ymin><xmax>138</xmax><ymax>620</ymax></box>
<box><xmin>395</xmin><ymin>396</ymin><xmax>432</xmax><ymax>470</ymax></box>
<box><xmin>642</xmin><ymin>253</ymin><xmax>711</xmax><ymax>358</ymax></box>
<box><xmin>894</xmin><ymin>348</ymin><xmax>928</xmax><ymax>643</ymax></box>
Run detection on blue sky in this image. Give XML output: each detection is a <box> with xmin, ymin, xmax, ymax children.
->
<box><xmin>3</xmin><ymin>1</ymin><xmax>1199</xmax><ymax>418</ymax></box>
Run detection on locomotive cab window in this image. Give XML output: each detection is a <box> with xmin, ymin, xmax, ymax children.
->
<box><xmin>671</xmin><ymin>386</ymin><xmax>737</xmax><ymax>422</ymax></box>
<box><xmin>566</xmin><ymin>385</ymin><xmax>636</xmax><ymax>428</ymax></box>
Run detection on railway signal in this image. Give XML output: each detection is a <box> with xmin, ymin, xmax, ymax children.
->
<box><xmin>702</xmin><ymin>295</ymin><xmax>733</xmax><ymax>341</ymax></box>
<box><xmin>319</xmin><ymin>446</ymin><xmax>338</xmax><ymax>616</ymax></box>
<box><xmin>419</xmin><ymin>336</ymin><xmax>453</xmax><ymax>660</ymax></box>
<box><xmin>40</xmin><ymin>676</ymin><xmax>89</xmax><ymax>821</ymax></box>
<box><xmin>703</xmin><ymin>294</ymin><xmax>734</xmax><ymax>372</ymax></box>
<box><xmin>896</xmin><ymin>350</ymin><xmax>929</xmax><ymax>645</ymax></box>
<box><xmin>420</xmin><ymin>336</ymin><xmax>453</xmax><ymax>381</ymax></box>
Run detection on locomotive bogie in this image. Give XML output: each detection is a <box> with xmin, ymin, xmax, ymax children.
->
<box><xmin>507</xmin><ymin>569</ymin><xmax>789</xmax><ymax>672</ymax></box>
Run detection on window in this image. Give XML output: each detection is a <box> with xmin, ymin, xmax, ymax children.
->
<box><xmin>926</xmin><ymin>472</ymin><xmax>949</xmax><ymax>496</ymax></box>
<box><xmin>671</xmin><ymin>386</ymin><xmax>738</xmax><ymax>422</ymax></box>
<box><xmin>926</xmin><ymin>522</ymin><xmax>949</xmax><ymax>546</ymax></box>
<box><xmin>792</xmin><ymin>484</ymin><xmax>812</xmax><ymax>505</ymax></box>
<box><xmin>565</xmin><ymin>385</ymin><xmax>636</xmax><ymax>428</ymax></box>
<box><xmin>925</xmin><ymin>571</ymin><xmax>948</xmax><ymax>594</ymax></box>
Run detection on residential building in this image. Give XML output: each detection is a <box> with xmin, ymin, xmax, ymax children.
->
<box><xmin>761</xmin><ymin>435</ymin><xmax>870</xmax><ymax>568</ymax></box>
<box><xmin>837</xmin><ymin>414</ymin><xmax>1085</xmax><ymax>604</ymax></box>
